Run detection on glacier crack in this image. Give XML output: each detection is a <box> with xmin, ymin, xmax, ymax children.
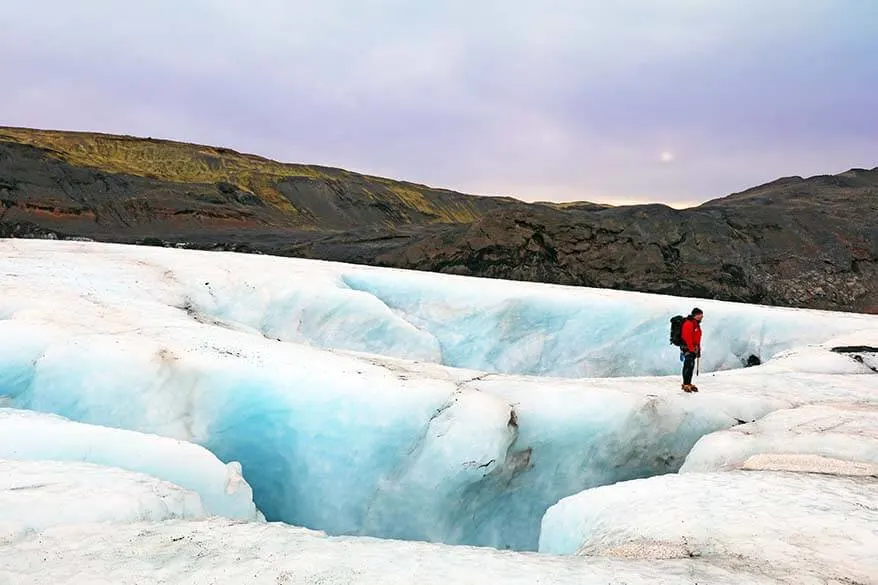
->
<box><xmin>2</xmin><ymin>240</ymin><xmax>878</xmax><ymax>554</ymax></box>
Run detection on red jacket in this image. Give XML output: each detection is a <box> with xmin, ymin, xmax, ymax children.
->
<box><xmin>681</xmin><ymin>318</ymin><xmax>702</xmax><ymax>353</ymax></box>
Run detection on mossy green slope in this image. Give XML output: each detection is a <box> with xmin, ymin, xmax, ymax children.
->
<box><xmin>0</xmin><ymin>126</ymin><xmax>485</xmax><ymax>226</ymax></box>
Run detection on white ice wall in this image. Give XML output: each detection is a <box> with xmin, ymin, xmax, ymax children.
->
<box><xmin>0</xmin><ymin>409</ymin><xmax>259</xmax><ymax>521</ymax></box>
<box><xmin>1</xmin><ymin>240</ymin><xmax>876</xmax><ymax>551</ymax></box>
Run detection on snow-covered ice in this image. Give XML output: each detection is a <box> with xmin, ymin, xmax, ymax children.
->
<box><xmin>538</xmin><ymin>397</ymin><xmax>878</xmax><ymax>582</ymax></box>
<box><xmin>538</xmin><ymin>471</ymin><xmax>878</xmax><ymax>584</ymax></box>
<box><xmin>681</xmin><ymin>402</ymin><xmax>878</xmax><ymax>474</ymax></box>
<box><xmin>0</xmin><ymin>408</ymin><xmax>259</xmax><ymax>521</ymax></box>
<box><xmin>0</xmin><ymin>517</ymin><xmax>786</xmax><ymax>585</ymax></box>
<box><xmin>1</xmin><ymin>239</ymin><xmax>877</xmax><ymax>555</ymax></box>
<box><xmin>0</xmin><ymin>459</ymin><xmax>206</xmax><ymax>536</ymax></box>
<box><xmin>735</xmin><ymin>452</ymin><xmax>878</xmax><ymax>475</ymax></box>
<box><xmin>680</xmin><ymin>402</ymin><xmax>878</xmax><ymax>474</ymax></box>
<box><xmin>2</xmin><ymin>239</ymin><xmax>875</xmax><ymax>379</ymax></box>
<box><xmin>338</xmin><ymin>270</ymin><xmax>878</xmax><ymax>377</ymax></box>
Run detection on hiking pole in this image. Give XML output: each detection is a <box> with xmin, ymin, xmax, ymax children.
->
<box><xmin>696</xmin><ymin>356</ymin><xmax>700</xmax><ymax>377</ymax></box>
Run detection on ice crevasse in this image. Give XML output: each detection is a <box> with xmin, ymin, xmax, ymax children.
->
<box><xmin>0</xmin><ymin>408</ymin><xmax>261</xmax><ymax>522</ymax></box>
<box><xmin>1</xmin><ymin>239</ymin><xmax>877</xmax><ymax>553</ymax></box>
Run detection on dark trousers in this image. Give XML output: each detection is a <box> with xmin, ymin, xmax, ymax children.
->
<box><xmin>681</xmin><ymin>352</ymin><xmax>696</xmax><ymax>384</ymax></box>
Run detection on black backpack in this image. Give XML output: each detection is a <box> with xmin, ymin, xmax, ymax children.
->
<box><xmin>669</xmin><ymin>315</ymin><xmax>686</xmax><ymax>347</ymax></box>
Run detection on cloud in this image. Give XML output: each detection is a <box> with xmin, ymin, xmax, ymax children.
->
<box><xmin>1</xmin><ymin>0</ymin><xmax>876</xmax><ymax>204</ymax></box>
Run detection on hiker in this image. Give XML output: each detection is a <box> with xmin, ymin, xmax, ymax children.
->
<box><xmin>679</xmin><ymin>308</ymin><xmax>703</xmax><ymax>392</ymax></box>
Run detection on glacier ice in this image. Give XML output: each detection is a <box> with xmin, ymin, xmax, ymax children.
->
<box><xmin>0</xmin><ymin>517</ymin><xmax>786</xmax><ymax>585</ymax></box>
<box><xmin>0</xmin><ymin>459</ymin><xmax>206</xmax><ymax>536</ymax></box>
<box><xmin>3</xmin><ymin>239</ymin><xmax>875</xmax><ymax>379</ymax></box>
<box><xmin>0</xmin><ymin>409</ymin><xmax>259</xmax><ymax>521</ymax></box>
<box><xmin>680</xmin><ymin>402</ymin><xmax>878</xmax><ymax>474</ymax></box>
<box><xmin>339</xmin><ymin>270</ymin><xmax>856</xmax><ymax>377</ymax></box>
<box><xmin>539</xmin><ymin>398</ymin><xmax>878</xmax><ymax>582</ymax></box>
<box><xmin>2</xmin><ymin>321</ymin><xmax>853</xmax><ymax>550</ymax></box>
<box><xmin>538</xmin><ymin>471</ymin><xmax>878</xmax><ymax>584</ymax></box>
<box><xmin>188</xmin><ymin>260</ymin><xmax>878</xmax><ymax>378</ymax></box>
<box><xmin>1</xmin><ymin>240</ymin><xmax>878</xmax><ymax>553</ymax></box>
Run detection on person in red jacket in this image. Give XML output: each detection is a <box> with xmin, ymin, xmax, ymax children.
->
<box><xmin>680</xmin><ymin>308</ymin><xmax>703</xmax><ymax>392</ymax></box>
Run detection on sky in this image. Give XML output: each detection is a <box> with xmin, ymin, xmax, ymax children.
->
<box><xmin>2</xmin><ymin>1</ymin><xmax>877</xmax><ymax>207</ymax></box>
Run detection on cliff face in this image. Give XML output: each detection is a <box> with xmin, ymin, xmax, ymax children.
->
<box><xmin>2</xmin><ymin>126</ymin><xmax>876</xmax><ymax>313</ymax></box>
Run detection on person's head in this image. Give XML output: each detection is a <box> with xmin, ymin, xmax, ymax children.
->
<box><xmin>690</xmin><ymin>308</ymin><xmax>704</xmax><ymax>322</ymax></box>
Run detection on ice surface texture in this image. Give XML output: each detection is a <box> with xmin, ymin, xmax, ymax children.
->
<box><xmin>1</xmin><ymin>240</ymin><xmax>877</xmax><ymax>551</ymax></box>
<box><xmin>0</xmin><ymin>459</ymin><xmax>206</xmax><ymax>536</ymax></box>
<box><xmin>0</xmin><ymin>517</ymin><xmax>787</xmax><ymax>585</ymax></box>
<box><xmin>2</xmin><ymin>240</ymin><xmax>874</xmax><ymax>379</ymax></box>
<box><xmin>539</xmin><ymin>471</ymin><xmax>878</xmax><ymax>584</ymax></box>
<box><xmin>0</xmin><ymin>408</ymin><xmax>259</xmax><ymax>521</ymax></box>
<box><xmin>682</xmin><ymin>402</ymin><xmax>878</xmax><ymax>473</ymax></box>
<box><xmin>540</xmin><ymin>471</ymin><xmax>878</xmax><ymax>583</ymax></box>
<box><xmin>539</xmin><ymin>402</ymin><xmax>878</xmax><ymax>583</ymax></box>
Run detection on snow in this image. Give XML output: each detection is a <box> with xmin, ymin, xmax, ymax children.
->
<box><xmin>0</xmin><ymin>518</ymin><xmax>785</xmax><ymax>585</ymax></box>
<box><xmin>2</xmin><ymin>239</ymin><xmax>875</xmax><ymax>379</ymax></box>
<box><xmin>187</xmin><ymin>259</ymin><xmax>878</xmax><ymax>377</ymax></box>
<box><xmin>680</xmin><ymin>402</ymin><xmax>878</xmax><ymax>473</ymax></box>
<box><xmin>0</xmin><ymin>459</ymin><xmax>206</xmax><ymax>536</ymax></box>
<box><xmin>1</xmin><ymin>239</ymin><xmax>877</xmax><ymax>553</ymax></box>
<box><xmin>0</xmin><ymin>409</ymin><xmax>259</xmax><ymax>521</ymax></box>
<box><xmin>736</xmin><ymin>452</ymin><xmax>878</xmax><ymax>475</ymax></box>
<box><xmin>338</xmin><ymin>270</ymin><xmax>876</xmax><ymax>377</ymax></box>
<box><xmin>538</xmin><ymin>471</ymin><xmax>878</xmax><ymax>584</ymax></box>
<box><xmin>538</xmin><ymin>398</ymin><xmax>878</xmax><ymax>581</ymax></box>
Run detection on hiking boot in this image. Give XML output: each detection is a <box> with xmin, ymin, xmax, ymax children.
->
<box><xmin>682</xmin><ymin>383</ymin><xmax>693</xmax><ymax>393</ymax></box>
<box><xmin>689</xmin><ymin>384</ymin><xmax>699</xmax><ymax>392</ymax></box>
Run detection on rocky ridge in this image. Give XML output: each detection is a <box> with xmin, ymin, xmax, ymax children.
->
<box><xmin>1</xmin><ymin>126</ymin><xmax>875</xmax><ymax>313</ymax></box>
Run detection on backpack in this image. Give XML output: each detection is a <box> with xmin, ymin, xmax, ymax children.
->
<box><xmin>669</xmin><ymin>315</ymin><xmax>686</xmax><ymax>347</ymax></box>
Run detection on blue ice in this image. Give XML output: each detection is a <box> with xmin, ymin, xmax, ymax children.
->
<box><xmin>2</xmin><ymin>241</ymin><xmax>877</xmax><ymax>552</ymax></box>
<box><xmin>190</xmin><ymin>265</ymin><xmax>871</xmax><ymax>378</ymax></box>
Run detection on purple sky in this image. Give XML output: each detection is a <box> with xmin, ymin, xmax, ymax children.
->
<box><xmin>2</xmin><ymin>1</ymin><xmax>876</xmax><ymax>206</ymax></box>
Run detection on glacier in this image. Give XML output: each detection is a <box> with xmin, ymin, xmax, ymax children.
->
<box><xmin>538</xmin><ymin>399</ymin><xmax>878</xmax><ymax>584</ymax></box>
<box><xmin>0</xmin><ymin>459</ymin><xmax>207</xmax><ymax>536</ymax></box>
<box><xmin>2</xmin><ymin>239</ymin><xmax>872</xmax><ymax>379</ymax></box>
<box><xmin>0</xmin><ymin>518</ymin><xmax>787</xmax><ymax>585</ymax></box>
<box><xmin>681</xmin><ymin>402</ymin><xmax>878</xmax><ymax>474</ymax></box>
<box><xmin>1</xmin><ymin>239</ymin><xmax>877</xmax><ymax>558</ymax></box>
<box><xmin>538</xmin><ymin>471</ymin><xmax>878</xmax><ymax>584</ymax></box>
<box><xmin>0</xmin><ymin>408</ymin><xmax>260</xmax><ymax>521</ymax></box>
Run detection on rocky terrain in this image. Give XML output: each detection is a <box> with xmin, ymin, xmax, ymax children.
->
<box><xmin>1</xmin><ymin>126</ymin><xmax>875</xmax><ymax>313</ymax></box>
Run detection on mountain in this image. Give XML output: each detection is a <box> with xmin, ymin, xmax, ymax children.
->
<box><xmin>1</xmin><ymin>126</ymin><xmax>876</xmax><ymax>313</ymax></box>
